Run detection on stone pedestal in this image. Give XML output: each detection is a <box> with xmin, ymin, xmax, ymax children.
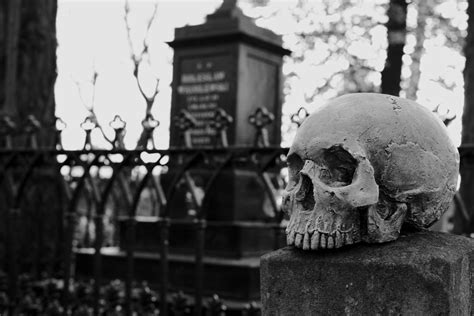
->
<box><xmin>261</xmin><ymin>231</ymin><xmax>474</xmax><ymax>315</ymax></box>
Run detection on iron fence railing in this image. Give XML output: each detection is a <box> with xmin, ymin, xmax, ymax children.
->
<box><xmin>0</xmin><ymin>145</ymin><xmax>288</xmax><ymax>315</ymax></box>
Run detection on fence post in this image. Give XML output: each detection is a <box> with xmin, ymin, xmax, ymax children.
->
<box><xmin>194</xmin><ymin>218</ymin><xmax>206</xmax><ymax>316</ymax></box>
<box><xmin>159</xmin><ymin>217</ymin><xmax>170</xmax><ymax>316</ymax></box>
<box><xmin>92</xmin><ymin>213</ymin><xmax>104</xmax><ymax>316</ymax></box>
<box><xmin>7</xmin><ymin>207</ymin><xmax>20</xmax><ymax>314</ymax></box>
<box><xmin>125</xmin><ymin>215</ymin><xmax>136</xmax><ymax>316</ymax></box>
<box><xmin>62</xmin><ymin>211</ymin><xmax>77</xmax><ymax>308</ymax></box>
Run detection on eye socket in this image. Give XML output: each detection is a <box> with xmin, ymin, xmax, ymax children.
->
<box><xmin>332</xmin><ymin>166</ymin><xmax>353</xmax><ymax>183</ymax></box>
<box><xmin>318</xmin><ymin>146</ymin><xmax>357</xmax><ymax>187</ymax></box>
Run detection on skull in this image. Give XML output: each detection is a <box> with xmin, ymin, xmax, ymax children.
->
<box><xmin>282</xmin><ymin>93</ymin><xmax>459</xmax><ymax>250</ymax></box>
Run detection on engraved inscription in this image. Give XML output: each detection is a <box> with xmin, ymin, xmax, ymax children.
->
<box><xmin>177</xmin><ymin>56</ymin><xmax>231</xmax><ymax>146</ymax></box>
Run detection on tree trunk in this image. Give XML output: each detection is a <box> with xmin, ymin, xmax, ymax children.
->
<box><xmin>459</xmin><ymin>0</ymin><xmax>474</xmax><ymax>235</ymax></box>
<box><xmin>381</xmin><ymin>0</ymin><xmax>408</xmax><ymax>96</ymax></box>
<box><xmin>0</xmin><ymin>0</ymin><xmax>61</xmax><ymax>282</ymax></box>
<box><xmin>406</xmin><ymin>1</ymin><xmax>431</xmax><ymax>100</ymax></box>
<box><xmin>1</xmin><ymin>0</ymin><xmax>57</xmax><ymax>147</ymax></box>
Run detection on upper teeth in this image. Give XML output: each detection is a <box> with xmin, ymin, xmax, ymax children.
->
<box><xmin>287</xmin><ymin>229</ymin><xmax>358</xmax><ymax>250</ymax></box>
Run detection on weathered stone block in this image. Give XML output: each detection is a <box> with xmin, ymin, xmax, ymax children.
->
<box><xmin>261</xmin><ymin>231</ymin><xmax>474</xmax><ymax>315</ymax></box>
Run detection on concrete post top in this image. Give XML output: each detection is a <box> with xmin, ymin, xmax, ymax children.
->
<box><xmin>261</xmin><ymin>231</ymin><xmax>474</xmax><ymax>316</ymax></box>
<box><xmin>263</xmin><ymin>230</ymin><xmax>474</xmax><ymax>266</ymax></box>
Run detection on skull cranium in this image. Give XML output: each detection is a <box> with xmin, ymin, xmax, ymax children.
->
<box><xmin>282</xmin><ymin>93</ymin><xmax>459</xmax><ymax>250</ymax></box>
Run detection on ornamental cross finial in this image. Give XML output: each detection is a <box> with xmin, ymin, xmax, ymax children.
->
<box><xmin>0</xmin><ymin>116</ymin><xmax>16</xmax><ymax>149</ymax></box>
<box><xmin>208</xmin><ymin>108</ymin><xmax>233</xmax><ymax>147</ymax></box>
<box><xmin>24</xmin><ymin>115</ymin><xmax>41</xmax><ymax>149</ymax></box>
<box><xmin>173</xmin><ymin>110</ymin><xmax>198</xmax><ymax>148</ymax></box>
<box><xmin>248</xmin><ymin>107</ymin><xmax>274</xmax><ymax>147</ymax></box>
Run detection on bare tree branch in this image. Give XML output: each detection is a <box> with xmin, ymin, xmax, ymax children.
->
<box><xmin>123</xmin><ymin>0</ymin><xmax>160</xmax><ymax>116</ymax></box>
<box><xmin>123</xmin><ymin>0</ymin><xmax>160</xmax><ymax>148</ymax></box>
<box><xmin>72</xmin><ymin>73</ymin><xmax>113</xmax><ymax>145</ymax></box>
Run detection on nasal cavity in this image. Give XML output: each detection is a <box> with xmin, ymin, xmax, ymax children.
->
<box><xmin>296</xmin><ymin>173</ymin><xmax>316</xmax><ymax>210</ymax></box>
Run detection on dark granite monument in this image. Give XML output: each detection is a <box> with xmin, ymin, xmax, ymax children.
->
<box><xmin>168</xmin><ymin>0</ymin><xmax>290</xmax><ymax>148</ymax></box>
<box><xmin>165</xmin><ymin>0</ymin><xmax>291</xmax><ymax>224</ymax></box>
<box><xmin>164</xmin><ymin>0</ymin><xmax>290</xmax><ymax>223</ymax></box>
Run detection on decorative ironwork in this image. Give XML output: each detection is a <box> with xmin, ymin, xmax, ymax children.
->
<box><xmin>138</xmin><ymin>114</ymin><xmax>160</xmax><ymax>150</ymax></box>
<box><xmin>0</xmin><ymin>116</ymin><xmax>16</xmax><ymax>149</ymax></box>
<box><xmin>173</xmin><ymin>110</ymin><xmax>198</xmax><ymax>148</ymax></box>
<box><xmin>80</xmin><ymin>115</ymin><xmax>98</xmax><ymax>150</ymax></box>
<box><xmin>24</xmin><ymin>115</ymin><xmax>41</xmax><ymax>149</ymax></box>
<box><xmin>290</xmin><ymin>107</ymin><xmax>310</xmax><ymax>128</ymax></box>
<box><xmin>208</xmin><ymin>108</ymin><xmax>233</xmax><ymax>147</ymax></box>
<box><xmin>248</xmin><ymin>107</ymin><xmax>274</xmax><ymax>147</ymax></box>
<box><xmin>109</xmin><ymin>115</ymin><xmax>127</xmax><ymax>149</ymax></box>
<box><xmin>0</xmin><ymin>145</ymin><xmax>286</xmax><ymax>315</ymax></box>
<box><xmin>55</xmin><ymin>117</ymin><xmax>67</xmax><ymax>150</ymax></box>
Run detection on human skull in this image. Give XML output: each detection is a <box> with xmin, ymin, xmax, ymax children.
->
<box><xmin>282</xmin><ymin>93</ymin><xmax>459</xmax><ymax>250</ymax></box>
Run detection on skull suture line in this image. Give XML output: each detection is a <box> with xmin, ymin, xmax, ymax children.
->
<box><xmin>282</xmin><ymin>93</ymin><xmax>459</xmax><ymax>250</ymax></box>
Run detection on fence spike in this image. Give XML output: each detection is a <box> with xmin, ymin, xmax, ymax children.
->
<box><xmin>109</xmin><ymin>115</ymin><xmax>127</xmax><ymax>149</ymax></box>
<box><xmin>80</xmin><ymin>115</ymin><xmax>98</xmax><ymax>150</ymax></box>
<box><xmin>290</xmin><ymin>107</ymin><xmax>310</xmax><ymax>128</ymax></box>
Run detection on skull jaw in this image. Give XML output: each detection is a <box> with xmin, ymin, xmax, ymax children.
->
<box><xmin>285</xmin><ymin>206</ymin><xmax>361</xmax><ymax>250</ymax></box>
<box><xmin>285</xmin><ymin>202</ymin><xmax>408</xmax><ymax>249</ymax></box>
<box><xmin>283</xmin><ymin>192</ymin><xmax>408</xmax><ymax>249</ymax></box>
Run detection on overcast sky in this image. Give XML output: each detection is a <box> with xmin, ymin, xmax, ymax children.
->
<box><xmin>56</xmin><ymin>0</ymin><xmax>465</xmax><ymax>149</ymax></box>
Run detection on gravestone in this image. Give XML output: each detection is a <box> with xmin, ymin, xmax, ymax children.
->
<box><xmin>167</xmin><ymin>0</ymin><xmax>290</xmax><ymax>221</ymax></box>
<box><xmin>168</xmin><ymin>0</ymin><xmax>290</xmax><ymax>148</ymax></box>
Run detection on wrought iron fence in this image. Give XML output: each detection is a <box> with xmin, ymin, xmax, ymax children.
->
<box><xmin>0</xmin><ymin>107</ymin><xmax>292</xmax><ymax>315</ymax></box>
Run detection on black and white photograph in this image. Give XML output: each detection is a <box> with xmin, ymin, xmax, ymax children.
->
<box><xmin>0</xmin><ymin>0</ymin><xmax>472</xmax><ymax>314</ymax></box>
